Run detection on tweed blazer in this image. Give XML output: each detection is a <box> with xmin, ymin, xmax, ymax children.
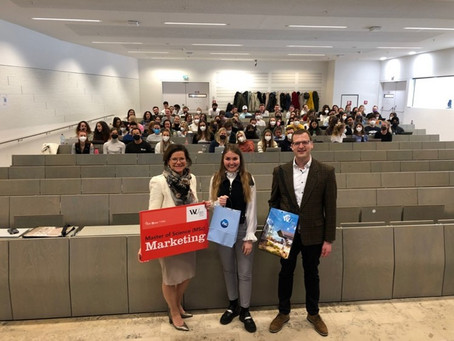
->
<box><xmin>149</xmin><ymin>174</ymin><xmax>198</xmax><ymax>210</ymax></box>
<box><xmin>269</xmin><ymin>158</ymin><xmax>337</xmax><ymax>246</ymax></box>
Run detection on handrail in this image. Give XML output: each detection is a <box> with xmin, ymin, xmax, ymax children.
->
<box><xmin>0</xmin><ymin>115</ymin><xmax>114</xmax><ymax>146</ymax></box>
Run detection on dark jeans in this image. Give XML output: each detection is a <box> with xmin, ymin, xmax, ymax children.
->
<box><xmin>278</xmin><ymin>230</ymin><xmax>322</xmax><ymax>315</ymax></box>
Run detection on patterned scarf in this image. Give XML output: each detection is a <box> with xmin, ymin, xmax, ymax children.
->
<box><xmin>163</xmin><ymin>166</ymin><xmax>195</xmax><ymax>206</ymax></box>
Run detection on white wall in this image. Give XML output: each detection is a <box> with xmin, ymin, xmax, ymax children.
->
<box><xmin>0</xmin><ymin>20</ymin><xmax>140</xmax><ymax>135</ymax></box>
<box><xmin>380</xmin><ymin>47</ymin><xmax>454</xmax><ymax>140</ymax></box>
<box><xmin>331</xmin><ymin>60</ymin><xmax>381</xmax><ymax>113</ymax></box>
<box><xmin>138</xmin><ymin>59</ymin><xmax>330</xmax><ymax>112</ymax></box>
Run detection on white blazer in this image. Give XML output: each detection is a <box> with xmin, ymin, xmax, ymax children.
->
<box><xmin>149</xmin><ymin>174</ymin><xmax>198</xmax><ymax>210</ymax></box>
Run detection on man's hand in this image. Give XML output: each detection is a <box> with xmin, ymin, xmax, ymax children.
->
<box><xmin>321</xmin><ymin>241</ymin><xmax>332</xmax><ymax>257</ymax></box>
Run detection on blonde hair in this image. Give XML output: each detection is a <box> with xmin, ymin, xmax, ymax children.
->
<box><xmin>210</xmin><ymin>145</ymin><xmax>252</xmax><ymax>203</ymax></box>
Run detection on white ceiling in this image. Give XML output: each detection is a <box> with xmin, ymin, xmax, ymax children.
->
<box><xmin>3</xmin><ymin>0</ymin><xmax>454</xmax><ymax>62</ymax></box>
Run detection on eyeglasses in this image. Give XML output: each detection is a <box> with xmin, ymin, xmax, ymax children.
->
<box><xmin>292</xmin><ymin>140</ymin><xmax>312</xmax><ymax>147</ymax></box>
<box><xmin>170</xmin><ymin>157</ymin><xmax>186</xmax><ymax>163</ymax></box>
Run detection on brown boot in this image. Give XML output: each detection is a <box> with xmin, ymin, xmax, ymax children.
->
<box><xmin>269</xmin><ymin>312</ymin><xmax>290</xmax><ymax>333</ymax></box>
<box><xmin>307</xmin><ymin>313</ymin><xmax>328</xmax><ymax>336</ymax></box>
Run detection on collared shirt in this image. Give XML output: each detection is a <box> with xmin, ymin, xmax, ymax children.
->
<box><xmin>293</xmin><ymin>156</ymin><xmax>312</xmax><ymax>207</ymax></box>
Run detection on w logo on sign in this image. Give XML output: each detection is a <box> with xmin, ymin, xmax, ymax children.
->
<box><xmin>186</xmin><ymin>204</ymin><xmax>207</xmax><ymax>222</ymax></box>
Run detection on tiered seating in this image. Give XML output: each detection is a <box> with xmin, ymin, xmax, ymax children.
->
<box><xmin>1</xmin><ymin>134</ymin><xmax>454</xmax><ymax>321</ymax></box>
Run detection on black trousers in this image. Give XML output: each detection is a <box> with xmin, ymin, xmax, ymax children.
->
<box><xmin>278</xmin><ymin>230</ymin><xmax>323</xmax><ymax>315</ymax></box>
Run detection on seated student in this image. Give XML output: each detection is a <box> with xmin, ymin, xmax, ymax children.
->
<box><xmin>244</xmin><ymin>124</ymin><xmax>259</xmax><ymax>140</ymax></box>
<box><xmin>72</xmin><ymin>130</ymin><xmax>94</xmax><ymax>154</ymax></box>
<box><xmin>255</xmin><ymin>111</ymin><xmax>267</xmax><ymax>128</ymax></box>
<box><xmin>122</xmin><ymin>121</ymin><xmax>139</xmax><ymax>144</ymax></box>
<box><xmin>192</xmin><ymin>121</ymin><xmax>213</xmax><ymax>144</ymax></box>
<box><xmin>171</xmin><ymin>116</ymin><xmax>182</xmax><ymax>136</ymax></box>
<box><xmin>390</xmin><ymin>117</ymin><xmax>405</xmax><ymax>134</ymax></box>
<box><xmin>127</xmin><ymin>112</ymin><xmax>144</xmax><ymax>133</ymax></box>
<box><xmin>353</xmin><ymin>123</ymin><xmax>368</xmax><ymax>142</ymax></box>
<box><xmin>307</xmin><ymin>119</ymin><xmax>322</xmax><ymax>136</ymax></box>
<box><xmin>75</xmin><ymin>120</ymin><xmax>93</xmax><ymax>140</ymax></box>
<box><xmin>141</xmin><ymin>111</ymin><xmax>153</xmax><ymax>132</ymax></box>
<box><xmin>236</xmin><ymin>130</ymin><xmax>255</xmax><ymax>153</ymax></box>
<box><xmin>155</xmin><ymin>128</ymin><xmax>174</xmax><ymax>153</ymax></box>
<box><xmin>257</xmin><ymin>129</ymin><xmax>279</xmax><ymax>152</ymax></box>
<box><xmin>92</xmin><ymin>121</ymin><xmax>111</xmax><ymax>144</ymax></box>
<box><xmin>325</xmin><ymin>115</ymin><xmax>338</xmax><ymax>136</ymax></box>
<box><xmin>375</xmin><ymin>121</ymin><xmax>393</xmax><ymax>141</ymax></box>
<box><xmin>266</xmin><ymin>117</ymin><xmax>277</xmax><ymax>131</ymax></box>
<box><xmin>147</xmin><ymin>122</ymin><xmax>162</xmax><ymax>143</ymax></box>
<box><xmin>189</xmin><ymin>114</ymin><xmax>200</xmax><ymax>133</ymax></box>
<box><xmin>223</xmin><ymin>120</ymin><xmax>238</xmax><ymax>144</ymax></box>
<box><xmin>239</xmin><ymin>105</ymin><xmax>252</xmax><ymax>119</ymax></box>
<box><xmin>162</xmin><ymin>119</ymin><xmax>173</xmax><ymax>135</ymax></box>
<box><xmin>112</xmin><ymin>116</ymin><xmax>126</xmax><ymax>137</ymax></box>
<box><xmin>364</xmin><ymin>118</ymin><xmax>381</xmax><ymax>135</ymax></box>
<box><xmin>273</xmin><ymin>126</ymin><xmax>285</xmax><ymax>142</ymax></box>
<box><xmin>125</xmin><ymin>128</ymin><xmax>153</xmax><ymax>153</ymax></box>
<box><xmin>209</xmin><ymin>127</ymin><xmax>229</xmax><ymax>153</ymax></box>
<box><xmin>103</xmin><ymin>128</ymin><xmax>126</xmax><ymax>154</ymax></box>
<box><xmin>278</xmin><ymin>127</ymin><xmax>294</xmax><ymax>152</ymax></box>
<box><xmin>344</xmin><ymin>116</ymin><xmax>355</xmax><ymax>135</ymax></box>
<box><xmin>330</xmin><ymin>123</ymin><xmax>346</xmax><ymax>143</ymax></box>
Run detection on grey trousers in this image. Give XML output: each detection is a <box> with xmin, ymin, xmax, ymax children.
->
<box><xmin>217</xmin><ymin>223</ymin><xmax>255</xmax><ymax>308</ymax></box>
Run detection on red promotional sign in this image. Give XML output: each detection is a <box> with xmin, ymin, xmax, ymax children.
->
<box><xmin>139</xmin><ymin>203</ymin><xmax>209</xmax><ymax>261</ymax></box>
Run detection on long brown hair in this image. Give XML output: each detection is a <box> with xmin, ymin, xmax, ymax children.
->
<box><xmin>210</xmin><ymin>145</ymin><xmax>252</xmax><ymax>203</ymax></box>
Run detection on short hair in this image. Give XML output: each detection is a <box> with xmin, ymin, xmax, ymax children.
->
<box><xmin>292</xmin><ymin>128</ymin><xmax>312</xmax><ymax>141</ymax></box>
<box><xmin>163</xmin><ymin>144</ymin><xmax>192</xmax><ymax>167</ymax></box>
<box><xmin>163</xmin><ymin>101</ymin><xmax>169</xmax><ymax>105</ymax></box>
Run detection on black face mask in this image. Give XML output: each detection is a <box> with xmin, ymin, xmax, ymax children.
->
<box><xmin>111</xmin><ymin>134</ymin><xmax>118</xmax><ymax>139</ymax></box>
<box><xmin>220</xmin><ymin>135</ymin><xmax>227</xmax><ymax>140</ymax></box>
<box><xmin>133</xmin><ymin>134</ymin><xmax>141</xmax><ymax>141</ymax></box>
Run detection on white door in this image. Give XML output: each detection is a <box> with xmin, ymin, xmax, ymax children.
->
<box><xmin>162</xmin><ymin>82</ymin><xmax>210</xmax><ymax>113</ymax></box>
<box><xmin>381</xmin><ymin>81</ymin><xmax>406</xmax><ymax>118</ymax></box>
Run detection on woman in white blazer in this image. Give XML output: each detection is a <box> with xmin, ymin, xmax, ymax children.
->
<box><xmin>145</xmin><ymin>144</ymin><xmax>209</xmax><ymax>332</ymax></box>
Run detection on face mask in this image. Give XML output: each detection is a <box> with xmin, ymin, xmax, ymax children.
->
<box><xmin>111</xmin><ymin>134</ymin><xmax>118</xmax><ymax>140</ymax></box>
<box><xmin>154</xmin><ymin>129</ymin><xmax>160</xmax><ymax>135</ymax></box>
<box><xmin>79</xmin><ymin>136</ymin><xmax>87</xmax><ymax>142</ymax></box>
<box><xmin>294</xmin><ymin>121</ymin><xmax>300</xmax><ymax>125</ymax></box>
<box><xmin>270</xmin><ymin>121</ymin><xmax>276</xmax><ymax>126</ymax></box>
<box><xmin>381</xmin><ymin>127</ymin><xmax>387</xmax><ymax>131</ymax></box>
<box><xmin>342</xmin><ymin>115</ymin><xmax>347</xmax><ymax>120</ymax></box>
<box><xmin>356</xmin><ymin>127</ymin><xmax>363</xmax><ymax>132</ymax></box>
<box><xmin>238</xmin><ymin>136</ymin><xmax>245</xmax><ymax>143</ymax></box>
<box><xmin>196</xmin><ymin>110</ymin><xmax>201</xmax><ymax>114</ymax></box>
<box><xmin>287</xmin><ymin>133</ymin><xmax>293</xmax><ymax>140</ymax></box>
<box><xmin>194</xmin><ymin>119</ymin><xmax>200</xmax><ymax>124</ymax></box>
<box><xmin>162</xmin><ymin>136</ymin><xmax>170</xmax><ymax>142</ymax></box>
<box><xmin>325</xmin><ymin>110</ymin><xmax>329</xmax><ymax>114</ymax></box>
<box><xmin>265</xmin><ymin>135</ymin><xmax>272</xmax><ymax>141</ymax></box>
<box><xmin>220</xmin><ymin>135</ymin><xmax>227</xmax><ymax>140</ymax></box>
<box><xmin>200</xmin><ymin>126</ymin><xmax>206</xmax><ymax>131</ymax></box>
<box><xmin>251</xmin><ymin>124</ymin><xmax>256</xmax><ymax>127</ymax></box>
<box><xmin>133</xmin><ymin>134</ymin><xmax>141</xmax><ymax>141</ymax></box>
<box><xmin>256</xmin><ymin>115</ymin><xmax>262</xmax><ymax>120</ymax></box>
<box><xmin>370</xmin><ymin>120</ymin><xmax>376</xmax><ymax>126</ymax></box>
<box><xmin>226</xmin><ymin>130</ymin><xmax>232</xmax><ymax>135</ymax></box>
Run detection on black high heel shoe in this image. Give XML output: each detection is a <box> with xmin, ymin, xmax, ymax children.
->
<box><xmin>169</xmin><ymin>315</ymin><xmax>189</xmax><ymax>331</ymax></box>
<box><xmin>180</xmin><ymin>312</ymin><xmax>193</xmax><ymax>318</ymax></box>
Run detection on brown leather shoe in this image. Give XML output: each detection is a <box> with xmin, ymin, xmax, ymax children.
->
<box><xmin>269</xmin><ymin>313</ymin><xmax>290</xmax><ymax>333</ymax></box>
<box><xmin>307</xmin><ymin>313</ymin><xmax>328</xmax><ymax>336</ymax></box>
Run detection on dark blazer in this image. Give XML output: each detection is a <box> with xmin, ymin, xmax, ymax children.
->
<box><xmin>269</xmin><ymin>158</ymin><xmax>337</xmax><ymax>245</ymax></box>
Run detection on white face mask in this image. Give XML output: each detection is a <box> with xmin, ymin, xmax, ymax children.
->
<box><xmin>194</xmin><ymin>119</ymin><xmax>200</xmax><ymax>124</ymax></box>
<box><xmin>265</xmin><ymin>135</ymin><xmax>272</xmax><ymax>141</ymax></box>
<box><xmin>294</xmin><ymin>121</ymin><xmax>300</xmax><ymax>125</ymax></box>
<box><xmin>287</xmin><ymin>133</ymin><xmax>293</xmax><ymax>140</ymax></box>
<box><xmin>200</xmin><ymin>126</ymin><xmax>206</xmax><ymax>131</ymax></box>
<box><xmin>162</xmin><ymin>136</ymin><xmax>170</xmax><ymax>142</ymax></box>
<box><xmin>251</xmin><ymin>124</ymin><xmax>256</xmax><ymax>127</ymax></box>
<box><xmin>370</xmin><ymin>120</ymin><xmax>376</xmax><ymax>126</ymax></box>
<box><xmin>356</xmin><ymin>127</ymin><xmax>363</xmax><ymax>132</ymax></box>
<box><xmin>256</xmin><ymin>115</ymin><xmax>262</xmax><ymax>120</ymax></box>
<box><xmin>196</xmin><ymin>110</ymin><xmax>201</xmax><ymax>114</ymax></box>
<box><xmin>238</xmin><ymin>136</ymin><xmax>245</xmax><ymax>143</ymax></box>
<box><xmin>79</xmin><ymin>136</ymin><xmax>87</xmax><ymax>142</ymax></box>
<box><xmin>325</xmin><ymin>110</ymin><xmax>329</xmax><ymax>114</ymax></box>
<box><xmin>270</xmin><ymin>121</ymin><xmax>276</xmax><ymax>126</ymax></box>
<box><xmin>342</xmin><ymin>115</ymin><xmax>347</xmax><ymax>120</ymax></box>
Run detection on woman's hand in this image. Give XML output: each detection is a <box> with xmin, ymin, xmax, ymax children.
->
<box><xmin>242</xmin><ymin>241</ymin><xmax>253</xmax><ymax>255</ymax></box>
<box><xmin>203</xmin><ymin>200</ymin><xmax>212</xmax><ymax>209</ymax></box>
<box><xmin>218</xmin><ymin>195</ymin><xmax>229</xmax><ymax>207</ymax></box>
<box><xmin>137</xmin><ymin>248</ymin><xmax>143</xmax><ymax>262</ymax></box>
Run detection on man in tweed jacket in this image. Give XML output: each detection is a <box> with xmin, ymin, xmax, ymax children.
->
<box><xmin>268</xmin><ymin>129</ymin><xmax>337</xmax><ymax>337</ymax></box>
